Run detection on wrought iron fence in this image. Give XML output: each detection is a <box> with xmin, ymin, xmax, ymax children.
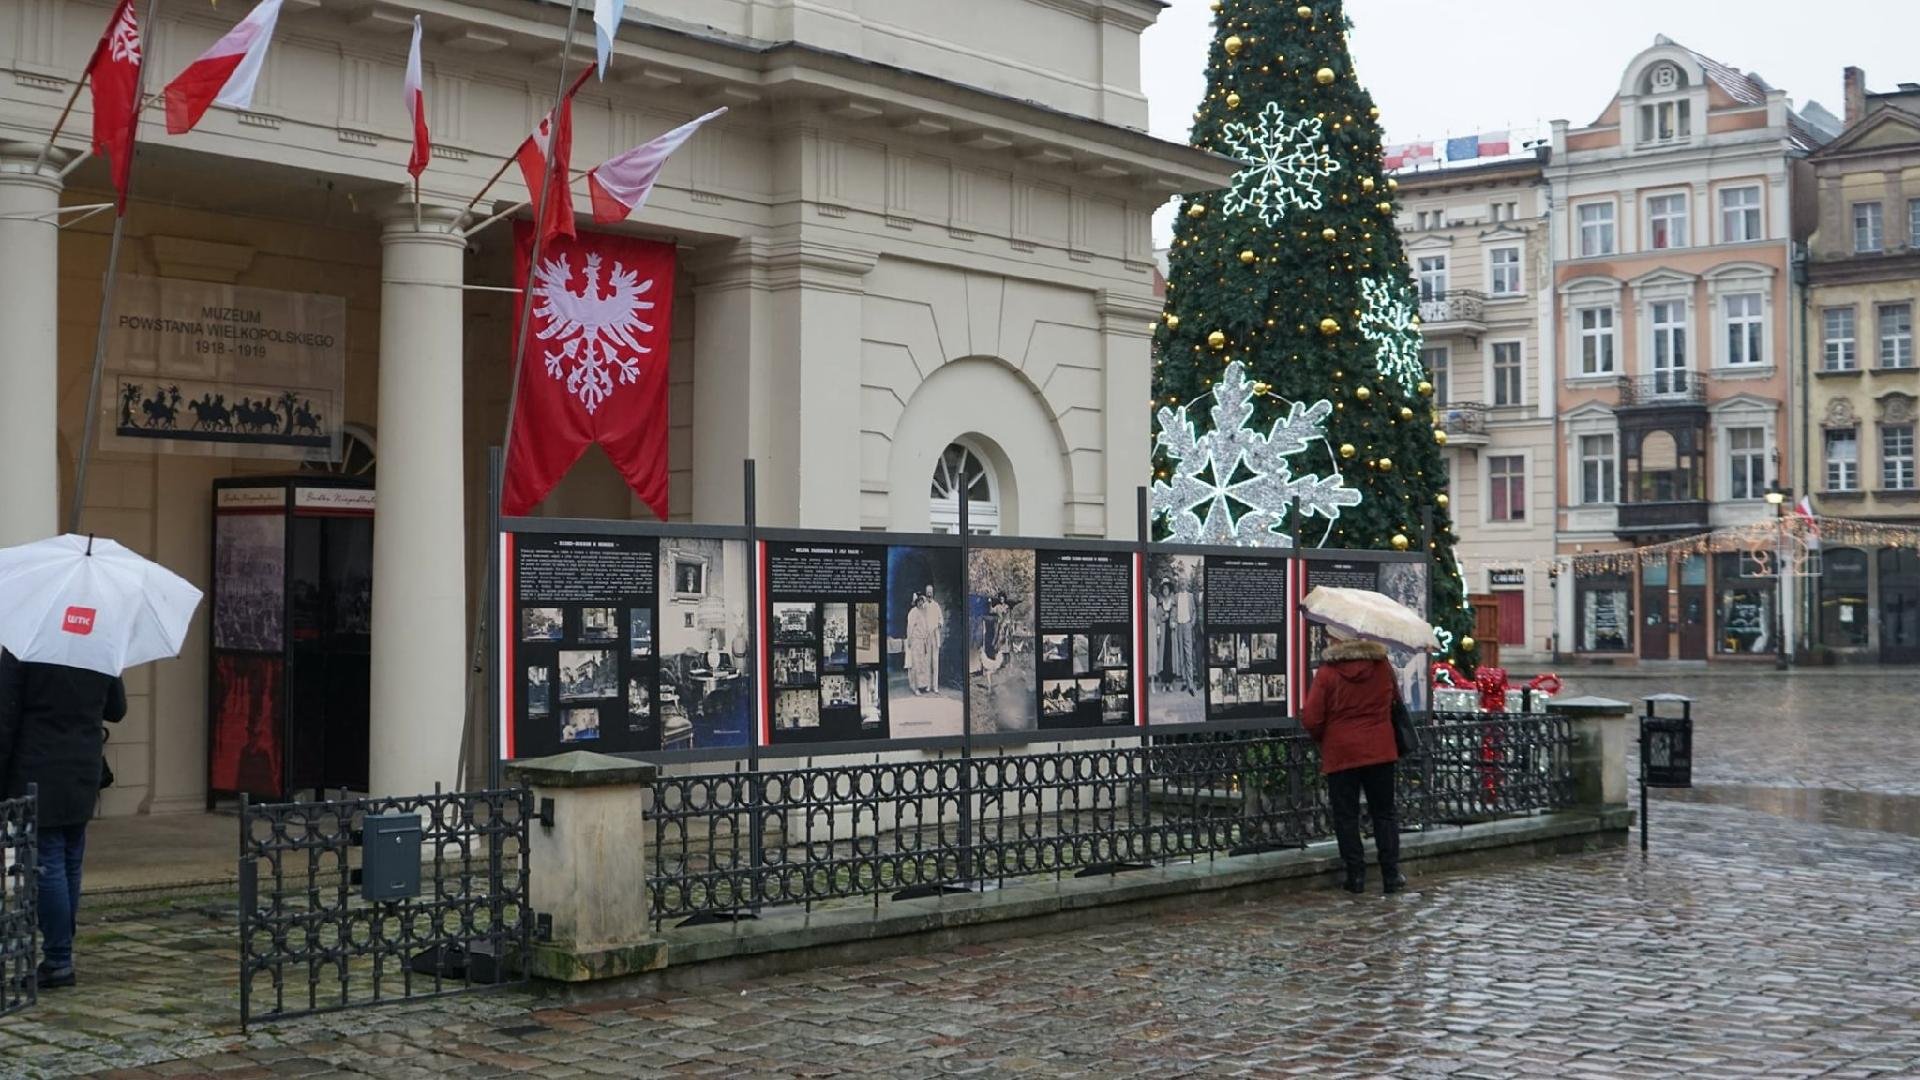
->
<box><xmin>237</xmin><ymin>786</ymin><xmax>532</xmax><ymax>1028</ymax></box>
<box><xmin>0</xmin><ymin>787</ymin><xmax>35</xmax><ymax>1019</ymax></box>
<box><xmin>649</xmin><ymin>713</ymin><xmax>1575</xmax><ymax>924</ymax></box>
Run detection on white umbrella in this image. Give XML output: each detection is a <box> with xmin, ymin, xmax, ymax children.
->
<box><xmin>1300</xmin><ymin>585</ymin><xmax>1437</xmax><ymax>651</ymax></box>
<box><xmin>0</xmin><ymin>533</ymin><xmax>204</xmax><ymax>676</ymax></box>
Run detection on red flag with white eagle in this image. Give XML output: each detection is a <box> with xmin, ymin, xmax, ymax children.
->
<box><xmin>515</xmin><ymin>66</ymin><xmax>593</xmax><ymax>244</ymax></box>
<box><xmin>163</xmin><ymin>0</ymin><xmax>284</xmax><ymax>135</ymax></box>
<box><xmin>502</xmin><ymin>222</ymin><xmax>676</xmax><ymax>517</ymax></box>
<box><xmin>403</xmin><ymin>15</ymin><xmax>429</xmax><ymax>179</ymax></box>
<box><xmin>84</xmin><ymin>0</ymin><xmax>143</xmax><ymax>211</ymax></box>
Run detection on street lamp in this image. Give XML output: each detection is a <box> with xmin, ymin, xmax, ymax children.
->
<box><xmin>1764</xmin><ymin>481</ymin><xmax>1790</xmax><ymax>670</ymax></box>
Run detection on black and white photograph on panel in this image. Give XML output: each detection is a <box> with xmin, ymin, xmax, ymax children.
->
<box><xmin>1042</xmin><ymin>634</ymin><xmax>1070</xmax><ymax>663</ymax></box>
<box><xmin>1041</xmin><ymin>679</ymin><xmax>1077</xmax><ymax>718</ymax></box>
<box><xmin>765</xmin><ymin>543</ymin><xmax>889</xmax><ymax>745</ymax></box>
<box><xmin>527</xmin><ymin>666</ymin><xmax>550</xmax><ymax>719</ymax></box>
<box><xmin>821</xmin><ymin>603</ymin><xmax>851</xmax><ymax>670</ymax></box>
<box><xmin>773</xmin><ymin>689</ymin><xmax>821</xmax><ymax>732</ymax></box>
<box><xmin>1034</xmin><ymin>548</ymin><xmax>1136</xmax><ymax>730</ymax></box>
<box><xmin>510</xmin><ymin>530</ymin><xmax>659</xmax><ymax>758</ymax></box>
<box><xmin>1146</xmin><ymin>553</ymin><xmax>1204</xmax><ymax>726</ymax></box>
<box><xmin>855</xmin><ymin>602</ymin><xmax>881</xmax><ymax>666</ymax></box>
<box><xmin>772</xmin><ymin>646</ymin><xmax>818</xmax><ymax>688</ymax></box>
<box><xmin>520</xmin><ymin>606</ymin><xmax>564</xmax><ymax>643</ymax></box>
<box><xmin>213</xmin><ymin>512</ymin><xmax>286</xmax><ymax>652</ymax></box>
<box><xmin>1377</xmin><ymin>560</ymin><xmax>1432</xmax><ymax>711</ymax></box>
<box><xmin>888</xmin><ymin>545</ymin><xmax>964</xmax><ymax>739</ymax></box>
<box><xmin>821</xmin><ymin>673</ymin><xmax>858</xmax><ymax>710</ymax></box>
<box><xmin>1203</xmin><ymin>554</ymin><xmax>1291</xmax><ymax>722</ymax></box>
<box><xmin>1072</xmin><ymin>634</ymin><xmax>1091</xmax><ymax>675</ymax></box>
<box><xmin>559</xmin><ymin>649</ymin><xmax>618</xmax><ymax>702</ymax></box>
<box><xmin>656</xmin><ymin>536</ymin><xmax>751</xmax><ymax>751</ymax></box>
<box><xmin>968</xmin><ymin>547</ymin><xmax>1036</xmax><ymax>735</ymax></box>
<box><xmin>628</xmin><ymin>609</ymin><xmax>653</xmax><ymax>659</ymax></box>
<box><xmin>772</xmin><ymin>602</ymin><xmax>818</xmax><ymax>645</ymax></box>
<box><xmin>581</xmin><ymin>607</ymin><xmax>619</xmax><ymax>643</ymax></box>
<box><xmin>858</xmin><ymin>669</ymin><xmax>882</xmax><ymax>728</ymax></box>
<box><xmin>560</xmin><ymin>707</ymin><xmax>601</xmax><ymax>744</ymax></box>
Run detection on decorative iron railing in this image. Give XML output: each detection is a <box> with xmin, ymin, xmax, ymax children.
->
<box><xmin>1617</xmin><ymin>373</ymin><xmax>1707</xmax><ymax>406</ymax></box>
<box><xmin>1418</xmin><ymin>290</ymin><xmax>1487</xmax><ymax>325</ymax></box>
<box><xmin>1437</xmin><ymin>401</ymin><xmax>1490</xmax><ymax>437</ymax></box>
<box><xmin>648</xmin><ymin>713</ymin><xmax>1575</xmax><ymax>924</ymax></box>
<box><xmin>0</xmin><ymin>786</ymin><xmax>35</xmax><ymax>1019</ymax></box>
<box><xmin>237</xmin><ymin>786</ymin><xmax>532</xmax><ymax>1028</ymax></box>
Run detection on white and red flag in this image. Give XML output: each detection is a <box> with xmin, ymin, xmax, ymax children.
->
<box><xmin>403</xmin><ymin>15</ymin><xmax>430</xmax><ymax>179</ymax></box>
<box><xmin>503</xmin><ymin>222</ymin><xmax>676</xmax><ymax>517</ymax></box>
<box><xmin>1476</xmin><ymin>130</ymin><xmax>1511</xmax><ymax>157</ymax></box>
<box><xmin>163</xmin><ymin>0</ymin><xmax>284</xmax><ymax>134</ymax></box>
<box><xmin>587</xmin><ymin>107</ymin><xmax>726</xmax><ymax>224</ymax></box>
<box><xmin>515</xmin><ymin>66</ymin><xmax>594</xmax><ymax>244</ymax></box>
<box><xmin>83</xmin><ymin>0</ymin><xmax>143</xmax><ymax>210</ymax></box>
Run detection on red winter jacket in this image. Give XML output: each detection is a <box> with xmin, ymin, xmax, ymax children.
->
<box><xmin>1300</xmin><ymin>639</ymin><xmax>1401</xmax><ymax>776</ymax></box>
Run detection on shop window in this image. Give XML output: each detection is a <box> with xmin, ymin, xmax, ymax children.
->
<box><xmin>1577</xmin><ymin>573</ymin><xmax>1632</xmax><ymax>652</ymax></box>
<box><xmin>1714</xmin><ymin>553</ymin><xmax>1773</xmax><ymax>655</ymax></box>
<box><xmin>1820</xmin><ymin>547</ymin><xmax>1870</xmax><ymax>647</ymax></box>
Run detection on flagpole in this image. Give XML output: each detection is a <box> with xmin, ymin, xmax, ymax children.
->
<box><xmin>32</xmin><ymin>73</ymin><xmax>92</xmax><ymax>176</ymax></box>
<box><xmin>462</xmin><ymin>64</ymin><xmax>593</xmax><ymax>214</ymax></box>
<box><xmin>69</xmin><ymin>0</ymin><xmax>160</xmax><ymax>535</ymax></box>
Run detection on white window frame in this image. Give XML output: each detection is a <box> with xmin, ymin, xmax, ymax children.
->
<box><xmin>1704</xmin><ymin>264</ymin><xmax>1776</xmax><ymax>373</ymax></box>
<box><xmin>1725</xmin><ymin>426</ymin><xmax>1767</xmax><ymax>501</ymax></box>
<box><xmin>1486</xmin><ymin>453</ymin><xmax>1528</xmax><ymax>525</ymax></box>
<box><xmin>1878</xmin><ymin>303</ymin><xmax>1913</xmax><ymax>369</ymax></box>
<box><xmin>1578</xmin><ymin>433</ymin><xmax>1617</xmax><ymax>505</ymax></box>
<box><xmin>1910</xmin><ymin>198</ymin><xmax>1920</xmax><ymax>250</ymax></box>
<box><xmin>1416</xmin><ymin>255</ymin><xmax>1449</xmax><ymax>301</ymax></box>
<box><xmin>1884</xmin><ymin>423</ymin><xmax>1916</xmax><ymax>491</ymax></box>
<box><xmin>1576</xmin><ymin>202</ymin><xmax>1616</xmax><ymax>257</ymax></box>
<box><xmin>1577</xmin><ymin>306</ymin><xmax>1616</xmax><ymax>376</ymax></box>
<box><xmin>1421</xmin><ymin>345</ymin><xmax>1450</xmax><ymax>404</ymax></box>
<box><xmin>1722</xmin><ymin>293</ymin><xmax>1764</xmax><ymax>367</ymax></box>
<box><xmin>1487</xmin><ymin>245</ymin><xmax>1523</xmax><ymax>297</ymax></box>
<box><xmin>1825</xmin><ymin>428</ymin><xmax>1860</xmax><ymax>493</ymax></box>
<box><xmin>1489</xmin><ymin>340</ymin><xmax>1525</xmax><ymax>407</ymax></box>
<box><xmin>1648</xmin><ymin>299</ymin><xmax>1690</xmax><ymax>393</ymax></box>
<box><xmin>1718</xmin><ymin>185</ymin><xmax>1762</xmax><ymax>243</ymax></box>
<box><xmin>1823</xmin><ymin>306</ymin><xmax>1858</xmax><ymax>371</ymax></box>
<box><xmin>929</xmin><ymin>440</ymin><xmax>1002</xmax><ymax>535</ymax></box>
<box><xmin>1854</xmin><ymin>202</ymin><xmax>1885</xmax><ymax>254</ymax></box>
<box><xmin>1638</xmin><ymin>97</ymin><xmax>1692</xmax><ymax>147</ymax></box>
<box><xmin>1647</xmin><ymin>191</ymin><xmax>1690</xmax><ymax>250</ymax></box>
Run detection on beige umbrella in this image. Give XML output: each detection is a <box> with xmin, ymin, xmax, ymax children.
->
<box><xmin>1300</xmin><ymin>586</ymin><xmax>1437</xmax><ymax>651</ymax></box>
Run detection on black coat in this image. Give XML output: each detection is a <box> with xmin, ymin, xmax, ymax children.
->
<box><xmin>0</xmin><ymin>653</ymin><xmax>127</xmax><ymax>828</ymax></box>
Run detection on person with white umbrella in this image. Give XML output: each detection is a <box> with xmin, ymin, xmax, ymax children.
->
<box><xmin>0</xmin><ymin>533</ymin><xmax>202</xmax><ymax>989</ymax></box>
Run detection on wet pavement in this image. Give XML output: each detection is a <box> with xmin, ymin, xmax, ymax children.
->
<box><xmin>2</xmin><ymin>671</ymin><xmax>1917</xmax><ymax>1078</ymax></box>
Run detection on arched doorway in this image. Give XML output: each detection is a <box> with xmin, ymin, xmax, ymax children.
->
<box><xmin>928</xmin><ymin>440</ymin><xmax>1000</xmax><ymax>535</ymax></box>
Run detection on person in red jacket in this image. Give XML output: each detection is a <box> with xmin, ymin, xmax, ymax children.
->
<box><xmin>1300</xmin><ymin>628</ymin><xmax>1408</xmax><ymax>895</ymax></box>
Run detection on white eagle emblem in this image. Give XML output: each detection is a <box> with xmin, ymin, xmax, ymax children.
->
<box><xmin>108</xmin><ymin>3</ymin><xmax>141</xmax><ymax>64</ymax></box>
<box><xmin>531</xmin><ymin>251</ymin><xmax>656</xmax><ymax>414</ymax></box>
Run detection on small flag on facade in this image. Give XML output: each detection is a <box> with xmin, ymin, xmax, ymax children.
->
<box><xmin>515</xmin><ymin>65</ymin><xmax>593</xmax><ymax>243</ymax></box>
<box><xmin>1477</xmin><ymin>130</ymin><xmax>1511</xmax><ymax>156</ymax></box>
<box><xmin>403</xmin><ymin>15</ymin><xmax>430</xmax><ymax>179</ymax></box>
<box><xmin>1383</xmin><ymin>142</ymin><xmax>1434</xmax><ymax>171</ymax></box>
<box><xmin>1445</xmin><ymin>133</ymin><xmax>1479</xmax><ymax>161</ymax></box>
<box><xmin>162</xmin><ymin>0</ymin><xmax>285</xmax><ymax>134</ymax></box>
<box><xmin>587</xmin><ymin>108</ymin><xmax>726</xmax><ymax>224</ymax></box>
<box><xmin>83</xmin><ymin>0</ymin><xmax>143</xmax><ymax>211</ymax></box>
<box><xmin>593</xmin><ymin>0</ymin><xmax>627</xmax><ymax>79</ymax></box>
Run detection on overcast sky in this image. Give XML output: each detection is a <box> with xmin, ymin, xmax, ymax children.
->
<box><xmin>1143</xmin><ymin>0</ymin><xmax>1920</xmax><ymax>244</ymax></box>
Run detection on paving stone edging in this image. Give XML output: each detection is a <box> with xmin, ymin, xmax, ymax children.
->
<box><xmin>543</xmin><ymin>807</ymin><xmax>1631</xmax><ymax>1002</ymax></box>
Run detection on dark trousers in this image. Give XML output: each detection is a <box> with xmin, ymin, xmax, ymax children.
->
<box><xmin>1326</xmin><ymin>762</ymin><xmax>1399</xmax><ymax>877</ymax></box>
<box><xmin>37</xmin><ymin>824</ymin><xmax>87</xmax><ymax>971</ymax></box>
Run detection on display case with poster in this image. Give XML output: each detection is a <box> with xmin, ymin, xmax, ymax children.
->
<box><xmin>207</xmin><ymin>475</ymin><xmax>373</xmax><ymax>803</ymax></box>
<box><xmin>761</xmin><ymin>541</ymin><xmax>891</xmax><ymax>747</ymax></box>
<box><xmin>971</xmin><ymin>541</ymin><xmax>1140</xmax><ymax>739</ymax></box>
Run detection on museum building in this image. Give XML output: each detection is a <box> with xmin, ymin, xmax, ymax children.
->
<box><xmin>0</xmin><ymin>0</ymin><xmax>1230</xmax><ymax>816</ymax></box>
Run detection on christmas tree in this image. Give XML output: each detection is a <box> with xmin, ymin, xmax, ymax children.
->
<box><xmin>1150</xmin><ymin>0</ymin><xmax>1474</xmax><ymax>662</ymax></box>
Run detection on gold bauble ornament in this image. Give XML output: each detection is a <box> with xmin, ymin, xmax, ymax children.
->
<box><xmin>1226</xmin><ymin>91</ymin><xmax>1242</xmax><ymax>108</ymax></box>
<box><xmin>1186</xmin><ymin>202</ymin><xmax>1207</xmax><ymax>219</ymax></box>
<box><xmin>1206</xmin><ymin>330</ymin><xmax>1226</xmax><ymax>350</ymax></box>
<box><xmin>1209</xmin><ymin>0</ymin><xmax>1222</xmax><ymax>10</ymax></box>
<box><xmin>1377</xmin><ymin>201</ymin><xmax>1394</xmax><ymax>214</ymax></box>
<box><xmin>1390</xmin><ymin>534</ymin><xmax>1410</xmax><ymax>552</ymax></box>
<box><xmin>1239</xmin><ymin>249</ymin><xmax>1256</xmax><ymax>264</ymax></box>
<box><xmin>1315</xmin><ymin>67</ymin><xmax>1336</xmax><ymax>86</ymax></box>
<box><xmin>1318</xmin><ymin>317</ymin><xmax>1340</xmax><ymax>335</ymax></box>
<box><xmin>1223</xmin><ymin>34</ymin><xmax>1244</xmax><ymax>57</ymax></box>
<box><xmin>1434</xmin><ymin>429</ymin><xmax>1449</xmax><ymax>446</ymax></box>
<box><xmin>1354</xmin><ymin>385</ymin><xmax>1371</xmax><ymax>401</ymax></box>
<box><xmin>1361</xmin><ymin>177</ymin><xmax>1376</xmax><ymax>193</ymax></box>
<box><xmin>1296</xmin><ymin>4</ymin><xmax>1312</xmax><ymax>17</ymax></box>
<box><xmin>1417</xmin><ymin>380</ymin><xmax>1433</xmax><ymax>397</ymax></box>
<box><xmin>1460</xmin><ymin>635</ymin><xmax>1477</xmax><ymax>652</ymax></box>
<box><xmin>1378</xmin><ymin>456</ymin><xmax>1393</xmax><ymax>471</ymax></box>
<box><xmin>1165</xmin><ymin>314</ymin><xmax>1180</xmax><ymax>329</ymax></box>
<box><xmin>1368</xmin><ymin>105</ymin><xmax>1380</xmax><ymax>119</ymax></box>
<box><xmin>1399</xmin><ymin>406</ymin><xmax>1414</xmax><ymax>421</ymax></box>
<box><xmin>1338</xmin><ymin>442</ymin><xmax>1356</xmax><ymax>459</ymax></box>
<box><xmin>1386</xmin><ymin>178</ymin><xmax>1399</xmax><ymax>191</ymax></box>
<box><xmin>1252</xmin><ymin>381</ymin><xmax>1271</xmax><ymax>395</ymax></box>
<box><xmin>1321</xmin><ymin>227</ymin><xmax>1338</xmax><ymax>241</ymax></box>
<box><xmin>1435</xmin><ymin>493</ymin><xmax>1449</xmax><ymax>508</ymax></box>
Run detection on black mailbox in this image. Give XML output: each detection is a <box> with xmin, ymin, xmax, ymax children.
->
<box><xmin>361</xmin><ymin>812</ymin><xmax>423</xmax><ymax>902</ymax></box>
<box><xmin>1640</xmin><ymin>693</ymin><xmax>1693</xmax><ymax>789</ymax></box>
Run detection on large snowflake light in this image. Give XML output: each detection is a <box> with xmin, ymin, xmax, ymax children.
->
<box><xmin>1359</xmin><ymin>277</ymin><xmax>1425</xmax><ymax>396</ymax></box>
<box><xmin>1217</xmin><ymin>102</ymin><xmax>1340</xmax><ymax>227</ymax></box>
<box><xmin>1152</xmin><ymin>361</ymin><xmax>1363</xmax><ymax>547</ymax></box>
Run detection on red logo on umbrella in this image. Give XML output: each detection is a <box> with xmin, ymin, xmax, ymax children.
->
<box><xmin>63</xmin><ymin>607</ymin><xmax>97</xmax><ymax>635</ymax></box>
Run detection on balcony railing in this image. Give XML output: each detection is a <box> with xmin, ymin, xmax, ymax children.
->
<box><xmin>1615</xmin><ymin>499</ymin><xmax>1711</xmax><ymax>534</ymax></box>
<box><xmin>1417</xmin><ymin>290</ymin><xmax>1486</xmax><ymax>328</ymax></box>
<box><xmin>1436</xmin><ymin>401</ymin><xmax>1490</xmax><ymax>444</ymax></box>
<box><xmin>1616</xmin><ymin>373</ymin><xmax>1707</xmax><ymax>406</ymax></box>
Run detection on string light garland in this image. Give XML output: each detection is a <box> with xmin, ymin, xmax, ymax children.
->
<box><xmin>1567</xmin><ymin>516</ymin><xmax>1920</xmax><ymax>576</ymax></box>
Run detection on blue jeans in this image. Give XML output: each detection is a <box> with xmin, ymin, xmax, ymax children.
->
<box><xmin>37</xmin><ymin>825</ymin><xmax>87</xmax><ymax>971</ymax></box>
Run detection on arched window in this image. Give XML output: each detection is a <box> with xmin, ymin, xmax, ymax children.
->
<box><xmin>929</xmin><ymin>441</ymin><xmax>1000</xmax><ymax>535</ymax></box>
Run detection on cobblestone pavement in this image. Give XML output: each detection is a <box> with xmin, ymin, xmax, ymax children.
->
<box><xmin>2</xmin><ymin>673</ymin><xmax>1916</xmax><ymax>1078</ymax></box>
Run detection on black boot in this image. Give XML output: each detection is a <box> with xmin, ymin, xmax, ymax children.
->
<box><xmin>1341</xmin><ymin>867</ymin><xmax>1366</xmax><ymax>894</ymax></box>
<box><xmin>1381</xmin><ymin>867</ymin><xmax>1407</xmax><ymax>895</ymax></box>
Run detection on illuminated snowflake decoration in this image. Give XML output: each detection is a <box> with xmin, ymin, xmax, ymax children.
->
<box><xmin>1218</xmin><ymin>102</ymin><xmax>1340</xmax><ymax>227</ymax></box>
<box><xmin>1152</xmin><ymin>361</ymin><xmax>1363</xmax><ymax>547</ymax></box>
<box><xmin>1359</xmin><ymin>277</ymin><xmax>1425</xmax><ymax>396</ymax></box>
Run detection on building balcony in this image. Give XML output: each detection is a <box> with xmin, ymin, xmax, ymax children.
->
<box><xmin>1616</xmin><ymin>374</ymin><xmax>1707</xmax><ymax>409</ymax></box>
<box><xmin>1614</xmin><ymin>499</ymin><xmax>1711</xmax><ymax>537</ymax></box>
<box><xmin>1434</xmin><ymin>401</ymin><xmax>1490</xmax><ymax>447</ymax></box>
<box><xmin>1417</xmin><ymin>290</ymin><xmax>1487</xmax><ymax>335</ymax></box>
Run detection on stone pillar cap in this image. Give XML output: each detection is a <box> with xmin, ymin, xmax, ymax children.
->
<box><xmin>1546</xmin><ymin>695</ymin><xmax>1633</xmax><ymax>717</ymax></box>
<box><xmin>504</xmin><ymin>751</ymin><xmax>658</xmax><ymax>788</ymax></box>
<box><xmin>1643</xmin><ymin>692</ymin><xmax>1694</xmax><ymax>703</ymax></box>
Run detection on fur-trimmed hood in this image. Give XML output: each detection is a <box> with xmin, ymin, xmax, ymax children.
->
<box><xmin>1321</xmin><ymin>639</ymin><xmax>1389</xmax><ymax>663</ymax></box>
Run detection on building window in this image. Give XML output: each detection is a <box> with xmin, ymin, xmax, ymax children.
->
<box><xmin>1416</xmin><ymin>255</ymin><xmax>1448</xmax><ymax>301</ymax></box>
<box><xmin>1577</xmin><ymin>572</ymin><xmax>1633</xmax><ymax>652</ymax></box>
<box><xmin>1650</xmin><ymin>300</ymin><xmax>1689</xmax><ymax>393</ymax></box>
<box><xmin>1724</xmin><ymin>293</ymin><xmax>1764</xmax><ymax>366</ymax></box>
<box><xmin>1885</xmin><ymin>423</ymin><xmax>1916</xmax><ymax>490</ymax></box>
<box><xmin>1720</xmin><ymin>186</ymin><xmax>1761</xmax><ymax>242</ymax></box>
<box><xmin>1714</xmin><ymin>553</ymin><xmax>1774</xmax><ymax>655</ymax></box>
<box><xmin>1821</xmin><ymin>548</ymin><xmax>1870</xmax><ymax>648</ymax></box>
<box><xmin>1879</xmin><ymin>303</ymin><xmax>1913</xmax><ymax>369</ymax></box>
<box><xmin>1727</xmin><ymin>426</ymin><xmax>1767</xmax><ymax>500</ymax></box>
<box><xmin>1488</xmin><ymin>455</ymin><xmax>1525</xmax><ymax>522</ymax></box>
<box><xmin>1577</xmin><ymin>307</ymin><xmax>1615</xmax><ymax>375</ymax></box>
<box><xmin>1910</xmin><ymin>198</ymin><xmax>1920</xmax><ymax>249</ymax></box>
<box><xmin>1579</xmin><ymin>433</ymin><xmax>1616</xmax><ymax>504</ymax></box>
<box><xmin>1490</xmin><ymin>342</ymin><xmax>1523</xmax><ymax>406</ymax></box>
<box><xmin>1577</xmin><ymin>203</ymin><xmax>1615</xmax><ymax>257</ymax></box>
<box><xmin>1488</xmin><ymin>247</ymin><xmax>1521</xmax><ymax>296</ymax></box>
<box><xmin>1421</xmin><ymin>346</ymin><xmax>1449</xmax><ymax>403</ymax></box>
<box><xmin>1823</xmin><ymin>307</ymin><xmax>1857</xmax><ymax>371</ymax></box>
<box><xmin>929</xmin><ymin>442</ymin><xmax>1000</xmax><ymax>535</ymax></box>
<box><xmin>1647</xmin><ymin>193</ymin><xmax>1688</xmax><ymax>250</ymax></box>
<box><xmin>1639</xmin><ymin>99</ymin><xmax>1691</xmax><ymax>145</ymax></box>
<box><xmin>1853</xmin><ymin>201</ymin><xmax>1884</xmax><ymax>253</ymax></box>
<box><xmin>1825</xmin><ymin>429</ymin><xmax>1859</xmax><ymax>492</ymax></box>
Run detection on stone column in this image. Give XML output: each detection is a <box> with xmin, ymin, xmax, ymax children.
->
<box><xmin>1097</xmin><ymin>289</ymin><xmax>1160</xmax><ymax>539</ymax></box>
<box><xmin>0</xmin><ymin>142</ymin><xmax>68</xmax><ymax>546</ymax></box>
<box><xmin>1547</xmin><ymin>695</ymin><xmax>1633</xmax><ymax>808</ymax></box>
<box><xmin>504</xmin><ymin>751</ymin><xmax>661</xmax><ymax>982</ymax></box>
<box><xmin>688</xmin><ymin>239</ymin><xmax>774</xmax><ymax>525</ymax></box>
<box><xmin>763</xmin><ymin>242</ymin><xmax>874</xmax><ymax>528</ymax></box>
<box><xmin>369</xmin><ymin>200</ymin><xmax>469</xmax><ymax>796</ymax></box>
